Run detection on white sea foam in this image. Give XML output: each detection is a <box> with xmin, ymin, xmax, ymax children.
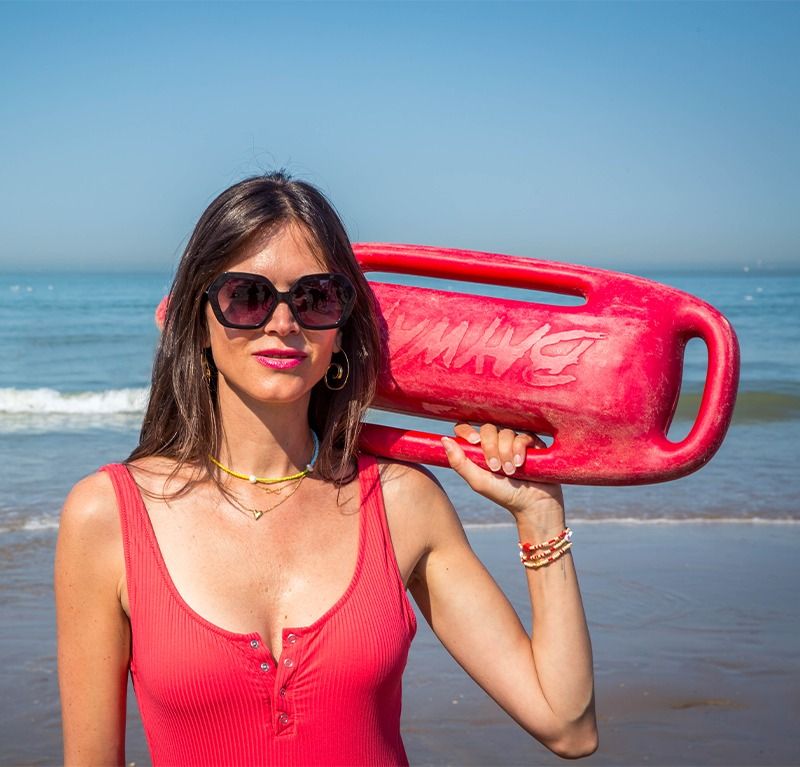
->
<box><xmin>20</xmin><ymin>516</ymin><xmax>60</xmax><ymax>531</ymax></box>
<box><xmin>0</xmin><ymin>387</ymin><xmax>148</xmax><ymax>432</ymax></box>
<box><xmin>0</xmin><ymin>515</ymin><xmax>60</xmax><ymax>535</ymax></box>
<box><xmin>463</xmin><ymin>516</ymin><xmax>800</xmax><ymax>529</ymax></box>
<box><xmin>0</xmin><ymin>387</ymin><xmax>148</xmax><ymax>414</ymax></box>
<box><xmin>574</xmin><ymin>516</ymin><xmax>800</xmax><ymax>525</ymax></box>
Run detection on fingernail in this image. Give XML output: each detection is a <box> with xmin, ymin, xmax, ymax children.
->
<box><xmin>466</xmin><ymin>433</ymin><xmax>480</xmax><ymax>444</ymax></box>
<box><xmin>488</xmin><ymin>457</ymin><xmax>501</xmax><ymax>472</ymax></box>
<box><xmin>513</xmin><ymin>453</ymin><xmax>524</xmax><ymax>467</ymax></box>
<box><xmin>503</xmin><ymin>461</ymin><xmax>515</xmax><ymax>475</ymax></box>
<box><xmin>441</xmin><ymin>437</ymin><xmax>453</xmax><ymax>453</ymax></box>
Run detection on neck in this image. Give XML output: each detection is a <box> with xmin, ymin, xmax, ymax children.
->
<box><xmin>213</xmin><ymin>383</ymin><xmax>316</xmax><ymax>479</ymax></box>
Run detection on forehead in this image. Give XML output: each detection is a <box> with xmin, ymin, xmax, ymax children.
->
<box><xmin>225</xmin><ymin>224</ymin><xmax>328</xmax><ymax>287</ymax></box>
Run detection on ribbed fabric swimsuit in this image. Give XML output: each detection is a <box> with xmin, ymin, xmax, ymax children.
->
<box><xmin>102</xmin><ymin>454</ymin><xmax>417</xmax><ymax>767</ymax></box>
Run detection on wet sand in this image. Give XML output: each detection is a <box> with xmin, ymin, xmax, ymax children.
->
<box><xmin>1</xmin><ymin>523</ymin><xmax>798</xmax><ymax>766</ymax></box>
<box><xmin>403</xmin><ymin>524</ymin><xmax>800</xmax><ymax>766</ymax></box>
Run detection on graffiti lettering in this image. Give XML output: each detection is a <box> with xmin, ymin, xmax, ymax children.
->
<box><xmin>526</xmin><ymin>330</ymin><xmax>606</xmax><ymax>386</ymax></box>
<box><xmin>382</xmin><ymin>301</ymin><xmax>605</xmax><ymax>386</ymax></box>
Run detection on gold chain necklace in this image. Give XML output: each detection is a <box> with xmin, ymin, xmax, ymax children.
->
<box><xmin>256</xmin><ymin>479</ymin><xmax>298</xmax><ymax>496</ymax></box>
<box><xmin>228</xmin><ymin>475</ymin><xmax>305</xmax><ymax>521</ymax></box>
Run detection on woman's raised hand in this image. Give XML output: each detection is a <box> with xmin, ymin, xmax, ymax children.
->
<box><xmin>442</xmin><ymin>423</ymin><xmax>564</xmax><ymax>520</ymax></box>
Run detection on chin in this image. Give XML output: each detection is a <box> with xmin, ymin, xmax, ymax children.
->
<box><xmin>228</xmin><ymin>377</ymin><xmax>316</xmax><ymax>407</ymax></box>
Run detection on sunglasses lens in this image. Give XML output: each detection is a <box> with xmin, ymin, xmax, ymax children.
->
<box><xmin>216</xmin><ymin>277</ymin><xmax>274</xmax><ymax>327</ymax></box>
<box><xmin>292</xmin><ymin>275</ymin><xmax>354</xmax><ymax>328</ymax></box>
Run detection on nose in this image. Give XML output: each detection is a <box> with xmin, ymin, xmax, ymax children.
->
<box><xmin>264</xmin><ymin>298</ymin><xmax>300</xmax><ymax>336</ymax></box>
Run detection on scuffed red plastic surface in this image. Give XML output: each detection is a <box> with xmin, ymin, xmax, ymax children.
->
<box><xmin>355</xmin><ymin>243</ymin><xmax>739</xmax><ymax>485</ymax></box>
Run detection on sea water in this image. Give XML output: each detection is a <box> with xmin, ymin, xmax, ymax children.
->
<box><xmin>1</xmin><ymin>266</ymin><xmax>798</xmax><ymax>540</ymax></box>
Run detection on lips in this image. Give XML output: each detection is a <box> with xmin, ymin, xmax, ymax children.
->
<box><xmin>253</xmin><ymin>348</ymin><xmax>307</xmax><ymax>370</ymax></box>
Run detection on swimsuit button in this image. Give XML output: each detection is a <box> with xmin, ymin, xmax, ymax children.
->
<box><xmin>250</xmin><ymin>639</ymin><xmax>259</xmax><ymax>649</ymax></box>
<box><xmin>260</xmin><ymin>662</ymin><xmax>270</xmax><ymax>672</ymax></box>
<box><xmin>286</xmin><ymin>633</ymin><xmax>298</xmax><ymax>644</ymax></box>
<box><xmin>283</xmin><ymin>657</ymin><xmax>294</xmax><ymax>668</ymax></box>
<box><xmin>279</xmin><ymin>713</ymin><xmax>290</xmax><ymax>725</ymax></box>
<box><xmin>279</xmin><ymin>687</ymin><xmax>287</xmax><ymax>697</ymax></box>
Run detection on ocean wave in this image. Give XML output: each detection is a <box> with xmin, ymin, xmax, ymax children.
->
<box><xmin>463</xmin><ymin>516</ymin><xmax>800</xmax><ymax>529</ymax></box>
<box><xmin>0</xmin><ymin>515</ymin><xmax>60</xmax><ymax>535</ymax></box>
<box><xmin>20</xmin><ymin>516</ymin><xmax>60</xmax><ymax>532</ymax></box>
<box><xmin>3</xmin><ymin>514</ymin><xmax>797</xmax><ymax>538</ymax></box>
<box><xmin>0</xmin><ymin>387</ymin><xmax>148</xmax><ymax>414</ymax></box>
<box><xmin>0</xmin><ymin>387</ymin><xmax>148</xmax><ymax>432</ymax></box>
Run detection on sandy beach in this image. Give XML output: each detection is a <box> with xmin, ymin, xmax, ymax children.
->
<box><xmin>2</xmin><ymin>522</ymin><xmax>797</xmax><ymax>767</ymax></box>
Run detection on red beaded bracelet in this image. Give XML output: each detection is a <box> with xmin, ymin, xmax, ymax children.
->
<box><xmin>519</xmin><ymin>528</ymin><xmax>573</xmax><ymax>569</ymax></box>
<box><xmin>521</xmin><ymin>542</ymin><xmax>573</xmax><ymax>569</ymax></box>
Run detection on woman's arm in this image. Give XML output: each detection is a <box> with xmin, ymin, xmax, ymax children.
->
<box><xmin>400</xmin><ymin>426</ymin><xmax>597</xmax><ymax>758</ymax></box>
<box><xmin>55</xmin><ymin>472</ymin><xmax>130</xmax><ymax>766</ymax></box>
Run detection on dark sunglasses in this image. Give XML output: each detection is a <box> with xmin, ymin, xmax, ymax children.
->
<box><xmin>206</xmin><ymin>272</ymin><xmax>356</xmax><ymax>330</ymax></box>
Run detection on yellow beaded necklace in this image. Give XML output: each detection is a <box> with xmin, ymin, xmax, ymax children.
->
<box><xmin>209</xmin><ymin>431</ymin><xmax>319</xmax><ymax>485</ymax></box>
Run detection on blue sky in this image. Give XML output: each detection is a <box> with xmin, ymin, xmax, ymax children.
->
<box><xmin>0</xmin><ymin>1</ymin><xmax>797</xmax><ymax>272</ymax></box>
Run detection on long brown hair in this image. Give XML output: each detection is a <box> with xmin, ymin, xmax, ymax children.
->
<box><xmin>128</xmin><ymin>172</ymin><xmax>382</xmax><ymax>486</ymax></box>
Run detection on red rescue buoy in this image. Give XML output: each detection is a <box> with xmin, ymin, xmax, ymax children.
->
<box><xmin>354</xmin><ymin>244</ymin><xmax>739</xmax><ymax>486</ymax></box>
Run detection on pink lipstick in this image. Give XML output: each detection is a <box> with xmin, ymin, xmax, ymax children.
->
<box><xmin>253</xmin><ymin>349</ymin><xmax>307</xmax><ymax>370</ymax></box>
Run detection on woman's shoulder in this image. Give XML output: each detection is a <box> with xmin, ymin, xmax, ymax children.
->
<box><xmin>57</xmin><ymin>472</ymin><xmax>128</xmax><ymax>626</ymax></box>
<box><xmin>60</xmin><ymin>470</ymin><xmax>123</xmax><ymax>553</ymax></box>
<box><xmin>61</xmin><ymin>457</ymin><xmax>196</xmax><ymax>526</ymax></box>
<box><xmin>373</xmin><ymin>456</ymin><xmax>446</xmax><ymax>498</ymax></box>
<box><xmin>371</xmin><ymin>455</ymin><xmax>467</xmax><ymax>559</ymax></box>
<box><xmin>373</xmin><ymin>455</ymin><xmax>457</xmax><ymax>522</ymax></box>
<box><xmin>64</xmin><ymin>469</ymin><xmax>116</xmax><ymax>507</ymax></box>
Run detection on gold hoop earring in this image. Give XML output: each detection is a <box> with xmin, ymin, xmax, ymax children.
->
<box><xmin>202</xmin><ymin>349</ymin><xmax>213</xmax><ymax>384</ymax></box>
<box><xmin>324</xmin><ymin>349</ymin><xmax>350</xmax><ymax>391</ymax></box>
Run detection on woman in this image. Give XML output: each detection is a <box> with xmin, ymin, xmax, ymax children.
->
<box><xmin>55</xmin><ymin>173</ymin><xmax>597</xmax><ymax>766</ymax></box>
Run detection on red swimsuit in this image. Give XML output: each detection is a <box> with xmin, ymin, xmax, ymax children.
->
<box><xmin>102</xmin><ymin>454</ymin><xmax>417</xmax><ymax>766</ymax></box>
